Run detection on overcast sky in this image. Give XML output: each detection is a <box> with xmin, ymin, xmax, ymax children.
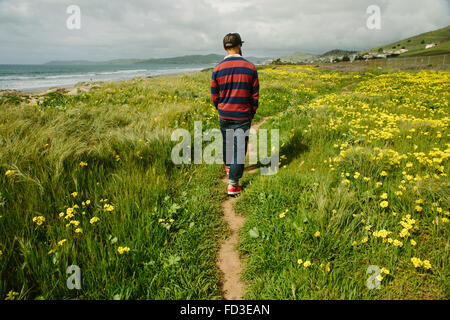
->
<box><xmin>0</xmin><ymin>0</ymin><xmax>449</xmax><ymax>64</ymax></box>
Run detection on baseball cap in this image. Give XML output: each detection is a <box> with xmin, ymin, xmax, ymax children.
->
<box><xmin>223</xmin><ymin>33</ymin><xmax>244</xmax><ymax>49</ymax></box>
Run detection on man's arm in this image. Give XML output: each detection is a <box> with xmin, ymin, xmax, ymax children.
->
<box><xmin>251</xmin><ymin>69</ymin><xmax>259</xmax><ymax>116</ymax></box>
<box><xmin>211</xmin><ymin>71</ymin><xmax>219</xmax><ymax>109</ymax></box>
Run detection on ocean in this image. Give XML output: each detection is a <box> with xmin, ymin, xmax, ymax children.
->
<box><xmin>0</xmin><ymin>63</ymin><xmax>215</xmax><ymax>92</ymax></box>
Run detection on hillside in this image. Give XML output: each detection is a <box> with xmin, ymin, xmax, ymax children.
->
<box><xmin>279</xmin><ymin>52</ymin><xmax>317</xmax><ymax>63</ymax></box>
<box><xmin>362</xmin><ymin>25</ymin><xmax>450</xmax><ymax>57</ymax></box>
<box><xmin>44</xmin><ymin>54</ymin><xmax>268</xmax><ymax>66</ymax></box>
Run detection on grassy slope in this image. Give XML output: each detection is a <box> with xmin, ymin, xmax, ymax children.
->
<box><xmin>363</xmin><ymin>25</ymin><xmax>450</xmax><ymax>57</ymax></box>
<box><xmin>235</xmin><ymin>66</ymin><xmax>449</xmax><ymax>299</ymax></box>
<box><xmin>0</xmin><ymin>65</ymin><xmax>448</xmax><ymax>300</ymax></box>
<box><xmin>0</xmin><ymin>72</ymin><xmax>228</xmax><ymax>299</ymax></box>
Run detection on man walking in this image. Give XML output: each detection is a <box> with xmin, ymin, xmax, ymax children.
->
<box><xmin>211</xmin><ymin>33</ymin><xmax>259</xmax><ymax>196</ymax></box>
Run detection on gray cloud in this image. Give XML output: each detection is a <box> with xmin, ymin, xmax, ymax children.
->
<box><xmin>0</xmin><ymin>0</ymin><xmax>449</xmax><ymax>63</ymax></box>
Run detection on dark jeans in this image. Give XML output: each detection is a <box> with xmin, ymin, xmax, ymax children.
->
<box><xmin>219</xmin><ymin>117</ymin><xmax>252</xmax><ymax>186</ymax></box>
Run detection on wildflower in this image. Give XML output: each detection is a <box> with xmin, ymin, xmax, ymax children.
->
<box><xmin>85</xmin><ymin>200</ymin><xmax>91</xmax><ymax>205</ymax></box>
<box><xmin>79</xmin><ymin>161</ymin><xmax>88</xmax><ymax>167</ymax></box>
<box><xmin>32</xmin><ymin>216</ymin><xmax>45</xmax><ymax>226</ymax></box>
<box><xmin>422</xmin><ymin>260</ymin><xmax>432</xmax><ymax>270</ymax></box>
<box><xmin>361</xmin><ymin>237</ymin><xmax>368</xmax><ymax>243</ymax></box>
<box><xmin>5</xmin><ymin>290</ymin><xmax>19</xmax><ymax>300</ymax></box>
<box><xmin>380</xmin><ymin>171</ymin><xmax>388</xmax><ymax>177</ymax></box>
<box><xmin>376</xmin><ymin>182</ymin><xmax>383</xmax><ymax>188</ymax></box>
<box><xmin>158</xmin><ymin>218</ymin><xmax>165</xmax><ymax>223</ymax></box>
<box><xmin>410</xmin><ymin>239</ymin><xmax>417</xmax><ymax>246</ymax></box>
<box><xmin>380</xmin><ymin>268</ymin><xmax>390</xmax><ymax>275</ymax></box>
<box><xmin>74</xmin><ymin>228</ymin><xmax>83</xmax><ymax>234</ymax></box>
<box><xmin>5</xmin><ymin>170</ymin><xmax>15</xmax><ymax>178</ymax></box>
<box><xmin>376</xmin><ymin>275</ymin><xmax>383</xmax><ymax>281</ymax></box>
<box><xmin>380</xmin><ymin>201</ymin><xmax>389</xmax><ymax>208</ymax></box>
<box><xmin>353</xmin><ymin>172</ymin><xmax>360</xmax><ymax>179</ymax></box>
<box><xmin>415</xmin><ymin>205</ymin><xmax>423</xmax><ymax>212</ymax></box>
<box><xmin>411</xmin><ymin>257</ymin><xmax>422</xmax><ymax>268</ymax></box>
<box><xmin>395</xmin><ymin>191</ymin><xmax>403</xmax><ymax>196</ymax></box>
<box><xmin>90</xmin><ymin>217</ymin><xmax>100</xmax><ymax>224</ymax></box>
<box><xmin>48</xmin><ymin>249</ymin><xmax>56</xmax><ymax>255</ymax></box>
<box><xmin>117</xmin><ymin>246</ymin><xmax>130</xmax><ymax>255</ymax></box>
<box><xmin>279</xmin><ymin>209</ymin><xmax>288</xmax><ymax>218</ymax></box>
<box><xmin>314</xmin><ymin>231</ymin><xmax>320</xmax><ymax>237</ymax></box>
<box><xmin>393</xmin><ymin>239</ymin><xmax>403</xmax><ymax>247</ymax></box>
<box><xmin>57</xmin><ymin>239</ymin><xmax>67</xmax><ymax>246</ymax></box>
<box><xmin>71</xmin><ymin>192</ymin><xmax>78</xmax><ymax>198</ymax></box>
<box><xmin>380</xmin><ymin>193</ymin><xmax>388</xmax><ymax>199</ymax></box>
<box><xmin>303</xmin><ymin>260</ymin><xmax>312</xmax><ymax>268</ymax></box>
<box><xmin>103</xmin><ymin>204</ymin><xmax>114</xmax><ymax>212</ymax></box>
<box><xmin>297</xmin><ymin>259</ymin><xmax>303</xmax><ymax>265</ymax></box>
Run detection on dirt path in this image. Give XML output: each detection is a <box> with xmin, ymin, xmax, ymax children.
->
<box><xmin>216</xmin><ymin>116</ymin><xmax>270</xmax><ymax>300</ymax></box>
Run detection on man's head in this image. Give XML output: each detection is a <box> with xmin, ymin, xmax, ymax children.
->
<box><xmin>223</xmin><ymin>33</ymin><xmax>244</xmax><ymax>55</ymax></box>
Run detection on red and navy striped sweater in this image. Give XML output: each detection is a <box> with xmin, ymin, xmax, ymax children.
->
<box><xmin>211</xmin><ymin>55</ymin><xmax>259</xmax><ymax>120</ymax></box>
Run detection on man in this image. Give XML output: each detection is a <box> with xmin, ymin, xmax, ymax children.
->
<box><xmin>211</xmin><ymin>33</ymin><xmax>259</xmax><ymax>196</ymax></box>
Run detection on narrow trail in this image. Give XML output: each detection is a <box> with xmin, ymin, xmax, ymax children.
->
<box><xmin>216</xmin><ymin>117</ymin><xmax>270</xmax><ymax>300</ymax></box>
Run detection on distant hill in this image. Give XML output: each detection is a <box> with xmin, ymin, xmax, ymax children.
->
<box><xmin>279</xmin><ymin>52</ymin><xmax>317</xmax><ymax>63</ymax></box>
<box><xmin>44</xmin><ymin>54</ymin><xmax>268</xmax><ymax>66</ymax></box>
<box><xmin>320</xmin><ymin>49</ymin><xmax>357</xmax><ymax>57</ymax></box>
<box><xmin>361</xmin><ymin>25</ymin><xmax>450</xmax><ymax>57</ymax></box>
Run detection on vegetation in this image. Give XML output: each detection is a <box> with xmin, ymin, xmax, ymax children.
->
<box><xmin>0</xmin><ymin>64</ymin><xmax>448</xmax><ymax>300</ymax></box>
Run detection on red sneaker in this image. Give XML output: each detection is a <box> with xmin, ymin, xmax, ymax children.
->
<box><xmin>227</xmin><ymin>185</ymin><xmax>242</xmax><ymax>196</ymax></box>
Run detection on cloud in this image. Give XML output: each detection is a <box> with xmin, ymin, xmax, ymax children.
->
<box><xmin>0</xmin><ymin>0</ymin><xmax>448</xmax><ymax>63</ymax></box>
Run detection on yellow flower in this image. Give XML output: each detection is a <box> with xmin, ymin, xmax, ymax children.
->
<box><xmin>90</xmin><ymin>216</ymin><xmax>100</xmax><ymax>224</ymax></box>
<box><xmin>32</xmin><ymin>216</ymin><xmax>45</xmax><ymax>226</ymax></box>
<box><xmin>5</xmin><ymin>170</ymin><xmax>16</xmax><ymax>178</ymax></box>
<box><xmin>103</xmin><ymin>204</ymin><xmax>114</xmax><ymax>212</ymax></box>
<box><xmin>79</xmin><ymin>161</ymin><xmax>88</xmax><ymax>167</ymax></box>
<box><xmin>376</xmin><ymin>182</ymin><xmax>383</xmax><ymax>188</ymax></box>
<box><xmin>380</xmin><ymin>171</ymin><xmax>388</xmax><ymax>177</ymax></box>
<box><xmin>410</xmin><ymin>239</ymin><xmax>417</xmax><ymax>246</ymax></box>
<box><xmin>117</xmin><ymin>246</ymin><xmax>130</xmax><ymax>255</ymax></box>
<box><xmin>74</xmin><ymin>228</ymin><xmax>83</xmax><ymax>234</ymax></box>
<box><xmin>0</xmin><ymin>249</ymin><xmax>2</xmax><ymax>256</ymax></box>
<box><xmin>303</xmin><ymin>260</ymin><xmax>312</xmax><ymax>268</ymax></box>
<box><xmin>376</xmin><ymin>275</ymin><xmax>383</xmax><ymax>281</ymax></box>
<box><xmin>411</xmin><ymin>257</ymin><xmax>422</xmax><ymax>268</ymax></box>
<box><xmin>5</xmin><ymin>290</ymin><xmax>19</xmax><ymax>300</ymax></box>
<box><xmin>297</xmin><ymin>259</ymin><xmax>303</xmax><ymax>265</ymax></box>
<box><xmin>380</xmin><ymin>201</ymin><xmax>389</xmax><ymax>208</ymax></box>
<box><xmin>393</xmin><ymin>239</ymin><xmax>403</xmax><ymax>247</ymax></box>
<box><xmin>380</xmin><ymin>268</ymin><xmax>390</xmax><ymax>275</ymax></box>
<box><xmin>314</xmin><ymin>231</ymin><xmax>320</xmax><ymax>237</ymax></box>
<box><xmin>57</xmin><ymin>239</ymin><xmax>67</xmax><ymax>246</ymax></box>
<box><xmin>422</xmin><ymin>260</ymin><xmax>432</xmax><ymax>270</ymax></box>
<box><xmin>85</xmin><ymin>200</ymin><xmax>91</xmax><ymax>205</ymax></box>
<box><xmin>380</xmin><ymin>193</ymin><xmax>388</xmax><ymax>199</ymax></box>
<box><xmin>71</xmin><ymin>192</ymin><xmax>78</xmax><ymax>198</ymax></box>
<box><xmin>414</xmin><ymin>205</ymin><xmax>423</xmax><ymax>212</ymax></box>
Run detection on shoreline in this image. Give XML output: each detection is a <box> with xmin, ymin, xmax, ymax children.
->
<box><xmin>1</xmin><ymin>67</ymin><xmax>212</xmax><ymax>96</ymax></box>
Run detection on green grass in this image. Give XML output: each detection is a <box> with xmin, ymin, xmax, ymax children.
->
<box><xmin>0</xmin><ymin>65</ymin><xmax>448</xmax><ymax>300</ymax></box>
<box><xmin>235</xmin><ymin>68</ymin><xmax>449</xmax><ymax>300</ymax></box>
<box><xmin>363</xmin><ymin>25</ymin><xmax>450</xmax><ymax>57</ymax></box>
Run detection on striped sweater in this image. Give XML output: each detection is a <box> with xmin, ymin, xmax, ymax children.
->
<box><xmin>211</xmin><ymin>55</ymin><xmax>259</xmax><ymax>120</ymax></box>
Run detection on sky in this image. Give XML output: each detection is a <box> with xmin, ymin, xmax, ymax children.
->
<box><xmin>0</xmin><ymin>0</ymin><xmax>449</xmax><ymax>64</ymax></box>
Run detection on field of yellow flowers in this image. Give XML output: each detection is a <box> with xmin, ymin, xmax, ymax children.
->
<box><xmin>0</xmin><ymin>64</ymin><xmax>448</xmax><ymax>299</ymax></box>
<box><xmin>236</xmin><ymin>66</ymin><xmax>449</xmax><ymax>299</ymax></box>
